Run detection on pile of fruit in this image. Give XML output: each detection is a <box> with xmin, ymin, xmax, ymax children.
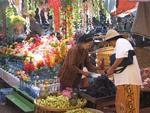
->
<box><xmin>36</xmin><ymin>95</ymin><xmax>86</xmax><ymax>110</ymax></box>
<box><xmin>65</xmin><ymin>108</ymin><xmax>92</xmax><ymax>113</ymax></box>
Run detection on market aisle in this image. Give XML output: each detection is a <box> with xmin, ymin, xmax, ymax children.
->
<box><xmin>0</xmin><ymin>103</ymin><xmax>25</xmax><ymax>113</ymax></box>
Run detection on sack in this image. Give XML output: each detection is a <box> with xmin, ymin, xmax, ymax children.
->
<box><xmin>110</xmin><ymin>50</ymin><xmax>135</xmax><ymax>73</ymax></box>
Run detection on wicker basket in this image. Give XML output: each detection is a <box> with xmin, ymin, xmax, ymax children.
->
<box><xmin>85</xmin><ymin>108</ymin><xmax>104</xmax><ymax>113</ymax></box>
<box><xmin>97</xmin><ymin>47</ymin><xmax>114</xmax><ymax>69</ymax></box>
<box><xmin>35</xmin><ymin>98</ymin><xmax>87</xmax><ymax>113</ymax></box>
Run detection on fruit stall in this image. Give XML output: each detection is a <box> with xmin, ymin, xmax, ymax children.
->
<box><xmin>0</xmin><ymin>33</ymin><xmax>108</xmax><ymax>113</ymax></box>
<box><xmin>0</xmin><ymin>0</ymin><xmax>150</xmax><ymax>113</ymax></box>
<box><xmin>0</xmin><ymin>0</ymin><xmax>111</xmax><ymax>112</ymax></box>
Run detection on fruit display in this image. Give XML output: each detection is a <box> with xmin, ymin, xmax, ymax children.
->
<box><xmin>86</xmin><ymin>75</ymin><xmax>116</xmax><ymax>98</ymax></box>
<box><xmin>0</xmin><ymin>35</ymin><xmax>74</xmax><ymax>73</ymax></box>
<box><xmin>37</xmin><ymin>95</ymin><xmax>70</xmax><ymax>108</ymax></box>
<box><xmin>65</xmin><ymin>108</ymin><xmax>92</xmax><ymax>113</ymax></box>
<box><xmin>0</xmin><ymin>34</ymin><xmax>74</xmax><ymax>97</ymax></box>
<box><xmin>35</xmin><ymin>95</ymin><xmax>86</xmax><ymax>111</ymax></box>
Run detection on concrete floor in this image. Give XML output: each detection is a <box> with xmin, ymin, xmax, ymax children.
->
<box><xmin>0</xmin><ymin>103</ymin><xmax>24</xmax><ymax>113</ymax></box>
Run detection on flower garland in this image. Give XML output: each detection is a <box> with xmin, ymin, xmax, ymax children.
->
<box><xmin>66</xmin><ymin>5</ymin><xmax>74</xmax><ymax>38</ymax></box>
<box><xmin>81</xmin><ymin>0</ymin><xmax>88</xmax><ymax>32</ymax></box>
<box><xmin>48</xmin><ymin>0</ymin><xmax>61</xmax><ymax>32</ymax></box>
<box><xmin>61</xmin><ymin>0</ymin><xmax>76</xmax><ymax>39</ymax></box>
<box><xmin>81</xmin><ymin>0</ymin><xmax>95</xmax><ymax>32</ymax></box>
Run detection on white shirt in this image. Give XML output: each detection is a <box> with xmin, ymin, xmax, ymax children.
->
<box><xmin>114</xmin><ymin>38</ymin><xmax>143</xmax><ymax>86</ymax></box>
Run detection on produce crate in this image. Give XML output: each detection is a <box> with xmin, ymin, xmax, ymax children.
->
<box><xmin>77</xmin><ymin>91</ymin><xmax>115</xmax><ymax>111</ymax></box>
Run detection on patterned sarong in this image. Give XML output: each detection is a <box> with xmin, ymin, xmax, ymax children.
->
<box><xmin>115</xmin><ymin>85</ymin><xmax>140</xmax><ymax>113</ymax></box>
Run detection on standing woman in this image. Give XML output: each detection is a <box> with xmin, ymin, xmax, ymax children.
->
<box><xmin>106</xmin><ymin>29</ymin><xmax>142</xmax><ymax>113</ymax></box>
<box><xmin>58</xmin><ymin>34</ymin><xmax>100</xmax><ymax>90</ymax></box>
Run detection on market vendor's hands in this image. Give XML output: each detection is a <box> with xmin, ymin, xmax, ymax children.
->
<box><xmin>97</xmin><ymin>69</ymin><xmax>105</xmax><ymax>75</ymax></box>
<box><xmin>82</xmin><ymin>71</ymin><xmax>90</xmax><ymax>77</ymax></box>
<box><xmin>107</xmin><ymin>67</ymin><xmax>115</xmax><ymax>76</ymax></box>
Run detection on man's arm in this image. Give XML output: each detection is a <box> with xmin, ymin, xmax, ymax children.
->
<box><xmin>107</xmin><ymin>58</ymin><xmax>124</xmax><ymax>75</ymax></box>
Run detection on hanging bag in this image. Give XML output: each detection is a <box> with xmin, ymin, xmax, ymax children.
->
<box><xmin>110</xmin><ymin>50</ymin><xmax>136</xmax><ymax>73</ymax></box>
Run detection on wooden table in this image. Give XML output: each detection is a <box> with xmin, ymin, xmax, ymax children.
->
<box><xmin>78</xmin><ymin>89</ymin><xmax>150</xmax><ymax>111</ymax></box>
<box><xmin>77</xmin><ymin>91</ymin><xmax>115</xmax><ymax>111</ymax></box>
<box><xmin>140</xmin><ymin>88</ymin><xmax>150</xmax><ymax>108</ymax></box>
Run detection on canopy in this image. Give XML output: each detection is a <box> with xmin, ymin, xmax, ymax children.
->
<box><xmin>111</xmin><ymin>0</ymin><xmax>136</xmax><ymax>15</ymax></box>
<box><xmin>131</xmin><ymin>2</ymin><xmax>150</xmax><ymax>38</ymax></box>
<box><xmin>129</xmin><ymin>0</ymin><xmax>150</xmax><ymax>1</ymax></box>
<box><xmin>117</xmin><ymin>7</ymin><xmax>137</xmax><ymax>17</ymax></box>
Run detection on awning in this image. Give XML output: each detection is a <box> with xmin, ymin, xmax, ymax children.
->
<box><xmin>111</xmin><ymin>0</ymin><xmax>136</xmax><ymax>15</ymax></box>
<box><xmin>131</xmin><ymin>2</ymin><xmax>150</xmax><ymax>38</ymax></box>
<box><xmin>117</xmin><ymin>7</ymin><xmax>137</xmax><ymax>17</ymax></box>
<box><xmin>129</xmin><ymin>0</ymin><xmax>150</xmax><ymax>2</ymax></box>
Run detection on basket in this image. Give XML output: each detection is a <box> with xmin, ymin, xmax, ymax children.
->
<box><xmin>85</xmin><ymin>108</ymin><xmax>104</xmax><ymax>113</ymax></box>
<box><xmin>35</xmin><ymin>98</ymin><xmax>87</xmax><ymax>113</ymax></box>
<box><xmin>65</xmin><ymin>108</ymin><xmax>103</xmax><ymax>113</ymax></box>
<box><xmin>97</xmin><ymin>47</ymin><xmax>114</xmax><ymax>69</ymax></box>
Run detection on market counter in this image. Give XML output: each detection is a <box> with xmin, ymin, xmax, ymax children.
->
<box><xmin>78</xmin><ymin>88</ymin><xmax>150</xmax><ymax>111</ymax></box>
<box><xmin>140</xmin><ymin>88</ymin><xmax>150</xmax><ymax>108</ymax></box>
<box><xmin>0</xmin><ymin>68</ymin><xmax>20</xmax><ymax>87</ymax></box>
<box><xmin>77</xmin><ymin>90</ymin><xmax>115</xmax><ymax>111</ymax></box>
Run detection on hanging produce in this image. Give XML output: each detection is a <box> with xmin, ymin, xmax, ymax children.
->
<box><xmin>81</xmin><ymin>0</ymin><xmax>88</xmax><ymax>32</ymax></box>
<box><xmin>81</xmin><ymin>0</ymin><xmax>98</xmax><ymax>32</ymax></box>
<box><xmin>61</xmin><ymin>0</ymin><xmax>81</xmax><ymax>39</ymax></box>
<box><xmin>66</xmin><ymin>4</ymin><xmax>74</xmax><ymax>38</ymax></box>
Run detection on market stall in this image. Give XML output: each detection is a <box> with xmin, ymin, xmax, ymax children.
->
<box><xmin>0</xmin><ymin>0</ymin><xmax>150</xmax><ymax>113</ymax></box>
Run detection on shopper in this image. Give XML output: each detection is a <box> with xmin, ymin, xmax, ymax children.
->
<box><xmin>29</xmin><ymin>13</ymin><xmax>43</xmax><ymax>35</ymax></box>
<box><xmin>58</xmin><ymin>34</ymin><xmax>100</xmax><ymax>90</ymax></box>
<box><xmin>106</xmin><ymin>29</ymin><xmax>142</xmax><ymax>113</ymax></box>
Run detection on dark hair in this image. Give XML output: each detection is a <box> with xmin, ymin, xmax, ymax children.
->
<box><xmin>77</xmin><ymin>33</ymin><xmax>94</xmax><ymax>44</ymax></box>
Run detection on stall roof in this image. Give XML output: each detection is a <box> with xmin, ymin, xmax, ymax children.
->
<box><xmin>111</xmin><ymin>0</ymin><xmax>137</xmax><ymax>15</ymax></box>
<box><xmin>129</xmin><ymin>0</ymin><xmax>150</xmax><ymax>1</ymax></box>
<box><xmin>117</xmin><ymin>7</ymin><xmax>137</xmax><ymax>17</ymax></box>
